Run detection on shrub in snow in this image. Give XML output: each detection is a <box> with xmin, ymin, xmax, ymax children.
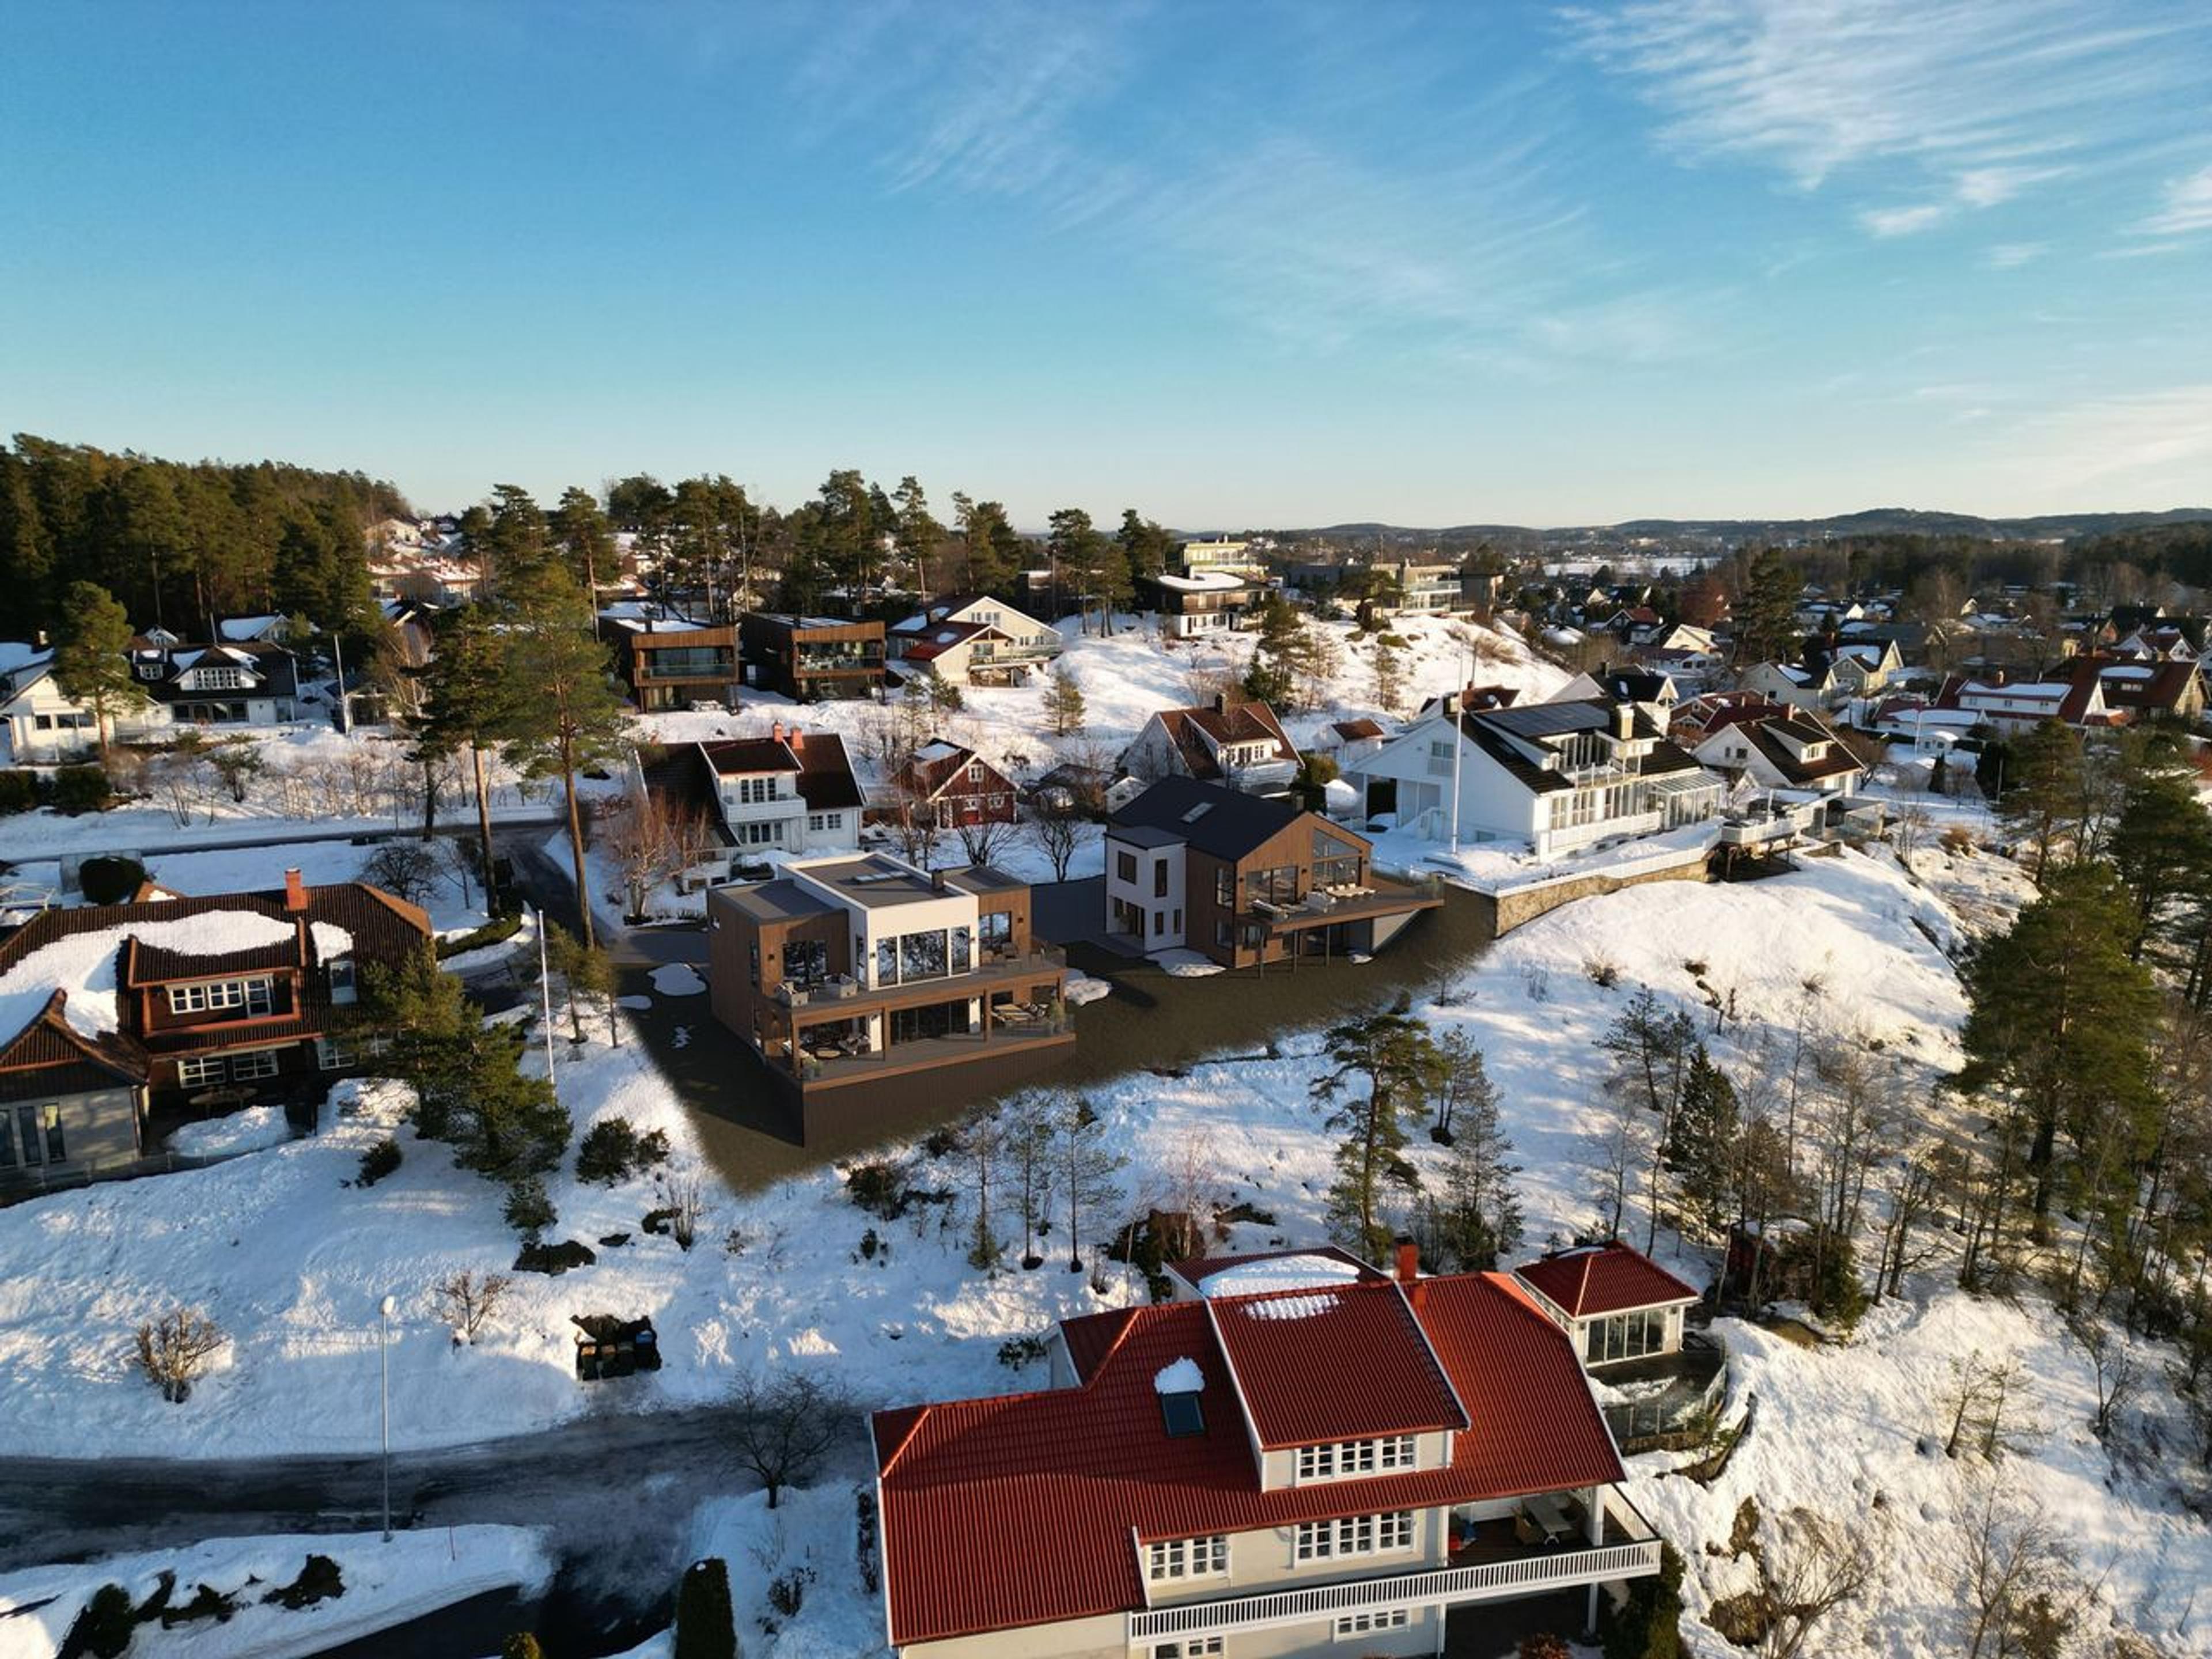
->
<box><xmin>64</xmin><ymin>1583</ymin><xmax>135</xmax><ymax>1658</ymax></box>
<box><xmin>843</xmin><ymin>1158</ymin><xmax>914</xmax><ymax>1220</ymax></box>
<box><xmin>77</xmin><ymin>854</ymin><xmax>147</xmax><ymax>906</ymax></box>
<box><xmin>51</xmin><ymin>764</ymin><xmax>112</xmax><ymax>815</ymax></box>
<box><xmin>0</xmin><ymin>768</ymin><xmax>37</xmax><ymax>815</ymax></box>
<box><xmin>503</xmin><ymin>1176</ymin><xmax>555</xmax><ymax>1240</ymax></box>
<box><xmin>513</xmin><ymin>1238</ymin><xmax>594</xmax><ymax>1276</ymax></box>
<box><xmin>855</xmin><ymin>1487</ymin><xmax>880</xmax><ymax>1593</ymax></box>
<box><xmin>134</xmin><ymin>1307</ymin><xmax>225</xmax><ymax>1404</ymax></box>
<box><xmin>434</xmin><ymin>1270</ymin><xmax>513</xmax><ymax>1345</ymax></box>
<box><xmin>766</xmin><ymin>1565</ymin><xmax>813</xmax><ymax>1623</ymax></box>
<box><xmin>501</xmin><ymin>1636</ymin><xmax>545</xmax><ymax>1659</ymax></box>
<box><xmin>356</xmin><ymin>1137</ymin><xmax>402</xmax><ymax>1187</ymax></box>
<box><xmin>673</xmin><ymin>1558</ymin><xmax>735</xmax><ymax>1659</ymax></box>
<box><xmin>575</xmin><ymin>1116</ymin><xmax>670</xmax><ymax>1184</ymax></box>
<box><xmin>262</xmin><ymin>1554</ymin><xmax>343</xmax><ymax>1609</ymax></box>
<box><xmin>1520</xmin><ymin>1634</ymin><xmax>1574</xmax><ymax>1659</ymax></box>
<box><xmin>996</xmin><ymin>1333</ymin><xmax>1049</xmax><ymax>1370</ymax></box>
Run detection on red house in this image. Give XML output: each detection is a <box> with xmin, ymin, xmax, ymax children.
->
<box><xmin>892</xmin><ymin>740</ymin><xmax>1017</xmax><ymax>830</ymax></box>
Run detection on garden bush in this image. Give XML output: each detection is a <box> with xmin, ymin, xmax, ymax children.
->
<box><xmin>51</xmin><ymin>766</ymin><xmax>113</xmax><ymax>814</ymax></box>
<box><xmin>0</xmin><ymin>770</ymin><xmax>37</xmax><ymax>814</ymax></box>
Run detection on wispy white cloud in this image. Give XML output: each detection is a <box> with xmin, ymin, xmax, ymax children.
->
<box><xmin>1560</xmin><ymin>1</ymin><xmax>2205</xmax><ymax>235</ymax></box>
<box><xmin>1990</xmin><ymin>384</ymin><xmax>2212</xmax><ymax>497</ymax></box>
<box><xmin>1985</xmin><ymin>243</ymin><xmax>2047</xmax><ymax>268</ymax></box>
<box><xmin>2135</xmin><ymin>161</ymin><xmax>2212</xmax><ymax>236</ymax></box>
<box><xmin>785</xmin><ymin>3</ymin><xmax>1719</xmax><ymax>371</ymax></box>
<box><xmin>1861</xmin><ymin>204</ymin><xmax>1946</xmax><ymax>237</ymax></box>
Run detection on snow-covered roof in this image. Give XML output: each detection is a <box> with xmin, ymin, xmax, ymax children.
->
<box><xmin>1155</xmin><ymin>571</ymin><xmax>1245</xmax><ymax>593</ymax></box>
<box><xmin>1195</xmin><ymin>1251</ymin><xmax>1368</xmax><ymax>1300</ymax></box>
<box><xmin>0</xmin><ymin>912</ymin><xmax>351</xmax><ymax>1049</ymax></box>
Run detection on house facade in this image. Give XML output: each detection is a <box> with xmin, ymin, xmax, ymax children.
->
<box><xmin>1122</xmin><ymin>696</ymin><xmax>1301</xmax><ymax>799</ymax></box>
<box><xmin>1688</xmin><ymin>706</ymin><xmax>1863</xmax><ymax>798</ymax></box>
<box><xmin>1736</xmin><ymin>661</ymin><xmax>1837</xmax><ymax>713</ymax></box>
<box><xmin>1343</xmin><ymin>698</ymin><xmax>1724</xmax><ymax>857</ymax></box>
<box><xmin>873</xmin><ymin>1244</ymin><xmax>1665</xmax><ymax>1658</ymax></box>
<box><xmin>0</xmin><ymin>873</ymin><xmax>430</xmax><ymax>1182</ymax></box>
<box><xmin>604</xmin><ymin>615</ymin><xmax>741</xmax><ymax>712</ymax></box>
<box><xmin>890</xmin><ymin>595</ymin><xmax>1061</xmax><ymax>685</ymax></box>
<box><xmin>698</xmin><ymin>727</ymin><xmax>863</xmax><ymax>857</ymax></box>
<box><xmin>1144</xmin><ymin>570</ymin><xmax>1257</xmax><ymax>638</ymax></box>
<box><xmin>1104</xmin><ymin>778</ymin><xmax>1441</xmax><ymax>968</ymax></box>
<box><xmin>893</xmin><ymin>741</ymin><xmax>1018</xmax><ymax>830</ymax></box>
<box><xmin>1</xmin><ymin>638</ymin><xmax>302</xmax><ymax>762</ymax></box>
<box><xmin>738</xmin><ymin>613</ymin><xmax>887</xmax><ymax>701</ymax></box>
<box><xmin>703</xmin><ymin>854</ymin><xmax>1072</xmax><ymax>1116</ymax></box>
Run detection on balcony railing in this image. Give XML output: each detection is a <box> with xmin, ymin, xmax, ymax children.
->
<box><xmin>777</xmin><ymin>945</ymin><xmax>1065</xmax><ymax>1005</ymax></box>
<box><xmin>1128</xmin><ymin>1538</ymin><xmax>1662</xmax><ymax>1643</ymax></box>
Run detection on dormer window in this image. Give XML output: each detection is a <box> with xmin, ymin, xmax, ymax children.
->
<box><xmin>328</xmin><ymin>956</ymin><xmax>357</xmax><ymax>1005</ymax></box>
<box><xmin>1145</xmin><ymin>1535</ymin><xmax>1226</xmax><ymax>1582</ymax></box>
<box><xmin>192</xmin><ymin>666</ymin><xmax>246</xmax><ymax>691</ymax></box>
<box><xmin>1296</xmin><ymin>1435</ymin><xmax>1414</xmax><ymax>1481</ymax></box>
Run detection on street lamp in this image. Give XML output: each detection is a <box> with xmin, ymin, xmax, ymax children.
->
<box><xmin>378</xmin><ymin>1293</ymin><xmax>396</xmax><ymax>1541</ymax></box>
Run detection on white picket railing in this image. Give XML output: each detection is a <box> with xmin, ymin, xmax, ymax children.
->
<box><xmin>1127</xmin><ymin>1537</ymin><xmax>1662</xmax><ymax>1642</ymax></box>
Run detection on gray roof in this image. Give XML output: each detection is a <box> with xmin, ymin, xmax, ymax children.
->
<box><xmin>713</xmin><ymin>881</ymin><xmax>836</xmax><ymax>925</ymax></box>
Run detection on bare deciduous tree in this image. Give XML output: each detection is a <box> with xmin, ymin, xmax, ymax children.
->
<box><xmin>728</xmin><ymin>1371</ymin><xmax>853</xmax><ymax>1509</ymax></box>
<box><xmin>1027</xmin><ymin>805</ymin><xmax>1083</xmax><ymax>881</ymax></box>
<box><xmin>2067</xmin><ymin>1315</ymin><xmax>2141</xmax><ymax>1448</ymax></box>
<box><xmin>1960</xmin><ymin>1487</ymin><xmax>2080</xmax><ymax>1659</ymax></box>
<box><xmin>1156</xmin><ymin>1128</ymin><xmax>1225</xmax><ymax>1263</ymax></box>
<box><xmin>433</xmin><ymin>1270</ymin><xmax>513</xmax><ymax>1344</ymax></box>
<box><xmin>657</xmin><ymin>1164</ymin><xmax>706</xmax><ymax>1252</ymax></box>
<box><xmin>605</xmin><ymin>789</ymin><xmax>715</xmax><ymax>917</ymax></box>
<box><xmin>135</xmin><ymin>1307</ymin><xmax>226</xmax><ymax>1403</ymax></box>
<box><xmin>1758</xmin><ymin>1507</ymin><xmax>1879</xmax><ymax>1659</ymax></box>
<box><xmin>954</xmin><ymin>812</ymin><xmax>1017</xmax><ymax>867</ymax></box>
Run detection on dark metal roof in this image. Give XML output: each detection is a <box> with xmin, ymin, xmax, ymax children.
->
<box><xmin>1110</xmin><ymin>778</ymin><xmax>1315</xmax><ymax>862</ymax></box>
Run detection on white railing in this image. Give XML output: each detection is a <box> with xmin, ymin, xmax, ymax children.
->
<box><xmin>1127</xmin><ymin>1539</ymin><xmax>1662</xmax><ymax>1642</ymax></box>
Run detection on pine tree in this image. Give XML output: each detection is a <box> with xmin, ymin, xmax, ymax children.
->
<box><xmin>1958</xmin><ymin>863</ymin><xmax>2161</xmax><ymax>1226</ymax></box>
<box><xmin>1993</xmin><ymin>719</ymin><xmax>2087</xmax><ymax>889</ymax></box>
<box><xmin>1372</xmin><ymin>630</ymin><xmax>1407</xmax><ymax>716</ymax></box>
<box><xmin>497</xmin><ymin>570</ymin><xmax>631</xmax><ymax>948</ymax></box>
<box><xmin>1313</xmin><ymin>1002</ymin><xmax>1446</xmax><ymax>1260</ymax></box>
<box><xmin>1662</xmin><ymin>1045</ymin><xmax>1741</xmax><ymax>1243</ymax></box>
<box><xmin>1043</xmin><ymin>665</ymin><xmax>1086</xmax><ymax>737</ymax></box>
<box><xmin>551</xmin><ymin>486</ymin><xmax>615</xmax><ymax>599</ymax></box>
<box><xmin>1427</xmin><ymin>1050</ymin><xmax>1521</xmax><ymax>1270</ymax></box>
<box><xmin>2107</xmin><ymin>739</ymin><xmax>2212</xmax><ymax>960</ymax></box>
<box><xmin>51</xmin><ymin>579</ymin><xmax>145</xmax><ymax>758</ymax></box>
<box><xmin>1729</xmin><ymin>546</ymin><xmax>1801</xmax><ymax>665</ymax></box>
<box><xmin>892</xmin><ymin>476</ymin><xmax>941</xmax><ymax>603</ymax></box>
<box><xmin>415</xmin><ymin>603</ymin><xmax>522</xmax><ymax>904</ymax></box>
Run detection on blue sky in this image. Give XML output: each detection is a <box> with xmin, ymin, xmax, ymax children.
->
<box><xmin>2</xmin><ymin>0</ymin><xmax>2209</xmax><ymax>526</ymax></box>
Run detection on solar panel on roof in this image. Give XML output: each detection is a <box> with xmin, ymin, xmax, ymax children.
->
<box><xmin>1482</xmin><ymin>700</ymin><xmax>1609</xmax><ymax>738</ymax></box>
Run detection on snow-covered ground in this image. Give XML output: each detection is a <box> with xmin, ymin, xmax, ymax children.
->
<box><xmin>0</xmin><ymin>1525</ymin><xmax>548</xmax><ymax>1659</ymax></box>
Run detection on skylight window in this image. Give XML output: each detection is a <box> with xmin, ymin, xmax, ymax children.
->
<box><xmin>1180</xmin><ymin>802</ymin><xmax>1214</xmax><ymax>823</ymax></box>
<box><xmin>1161</xmin><ymin>1392</ymin><xmax>1206</xmax><ymax>1438</ymax></box>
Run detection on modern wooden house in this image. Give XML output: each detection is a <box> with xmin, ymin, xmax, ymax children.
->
<box><xmin>704</xmin><ymin>854</ymin><xmax>1072</xmax><ymax>1123</ymax></box>
<box><xmin>872</xmin><ymin>1243</ymin><xmax>1666</xmax><ymax>1658</ymax></box>
<box><xmin>603</xmin><ymin>613</ymin><xmax>741</xmax><ymax>712</ymax></box>
<box><xmin>738</xmin><ymin>613</ymin><xmax>887</xmax><ymax>701</ymax></box>
<box><xmin>1104</xmin><ymin>778</ymin><xmax>1441</xmax><ymax>968</ymax></box>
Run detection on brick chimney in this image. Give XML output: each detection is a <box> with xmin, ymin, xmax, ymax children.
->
<box><xmin>770</xmin><ymin>719</ymin><xmax>785</xmax><ymax>744</ymax></box>
<box><xmin>1393</xmin><ymin>1235</ymin><xmax>1419</xmax><ymax>1284</ymax></box>
<box><xmin>283</xmin><ymin>868</ymin><xmax>307</xmax><ymax>912</ymax></box>
<box><xmin>786</xmin><ymin>727</ymin><xmax>805</xmax><ymax>755</ymax></box>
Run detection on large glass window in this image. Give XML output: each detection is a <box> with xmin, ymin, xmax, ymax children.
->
<box><xmin>1244</xmin><ymin>865</ymin><xmax>1298</xmax><ymax>907</ymax></box>
<box><xmin>1588</xmin><ymin>1309</ymin><xmax>1668</xmax><ymax>1363</ymax></box>
<box><xmin>899</xmin><ymin>930</ymin><xmax>949</xmax><ymax>982</ymax></box>
<box><xmin>950</xmin><ymin>926</ymin><xmax>972</xmax><ymax>974</ymax></box>
<box><xmin>876</xmin><ymin>936</ymin><xmax>900</xmax><ymax>986</ymax></box>
<box><xmin>1116</xmin><ymin>850</ymin><xmax>1138</xmax><ymax>883</ymax></box>
<box><xmin>979</xmin><ymin>911</ymin><xmax>1013</xmax><ymax>957</ymax></box>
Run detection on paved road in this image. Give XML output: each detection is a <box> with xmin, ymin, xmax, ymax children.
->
<box><xmin>0</xmin><ymin>1401</ymin><xmax>870</xmax><ymax>1634</ymax></box>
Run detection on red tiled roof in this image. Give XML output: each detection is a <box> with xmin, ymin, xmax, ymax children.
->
<box><xmin>1210</xmin><ymin>1281</ymin><xmax>1467</xmax><ymax>1448</ymax></box>
<box><xmin>874</xmin><ymin>1267</ymin><xmax>1625</xmax><ymax>1649</ymax></box>
<box><xmin>0</xmin><ymin>991</ymin><xmax>149</xmax><ymax>1101</ymax></box>
<box><xmin>1513</xmin><ymin>1243</ymin><xmax>1699</xmax><ymax>1319</ymax></box>
<box><xmin>1150</xmin><ymin>702</ymin><xmax>1298</xmax><ymax>780</ymax></box>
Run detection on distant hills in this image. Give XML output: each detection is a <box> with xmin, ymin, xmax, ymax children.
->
<box><xmin>1281</xmin><ymin>507</ymin><xmax>2212</xmax><ymax>547</ymax></box>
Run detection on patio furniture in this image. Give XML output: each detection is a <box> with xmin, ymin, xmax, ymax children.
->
<box><xmin>1516</xmin><ymin>1493</ymin><xmax>1575</xmax><ymax>1548</ymax></box>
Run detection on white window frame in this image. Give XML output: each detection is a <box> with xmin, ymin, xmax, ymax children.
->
<box><xmin>1294</xmin><ymin>1511</ymin><xmax>1414</xmax><ymax>1562</ymax></box>
<box><xmin>177</xmin><ymin>1055</ymin><xmax>226</xmax><ymax>1088</ymax></box>
<box><xmin>166</xmin><ymin>976</ymin><xmax>274</xmax><ymax>1017</ymax></box>
<box><xmin>230</xmin><ymin>1049</ymin><xmax>281</xmax><ymax>1081</ymax></box>
<box><xmin>1144</xmin><ymin>1535</ymin><xmax>1228</xmax><ymax>1583</ymax></box>
<box><xmin>1335</xmin><ymin>1609</ymin><xmax>1411</xmax><ymax>1638</ymax></box>
<box><xmin>192</xmin><ymin>666</ymin><xmax>246</xmax><ymax>690</ymax></box>
<box><xmin>1296</xmin><ymin>1435</ymin><xmax>1414</xmax><ymax>1482</ymax></box>
<box><xmin>1149</xmin><ymin>1640</ymin><xmax>1223</xmax><ymax>1658</ymax></box>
